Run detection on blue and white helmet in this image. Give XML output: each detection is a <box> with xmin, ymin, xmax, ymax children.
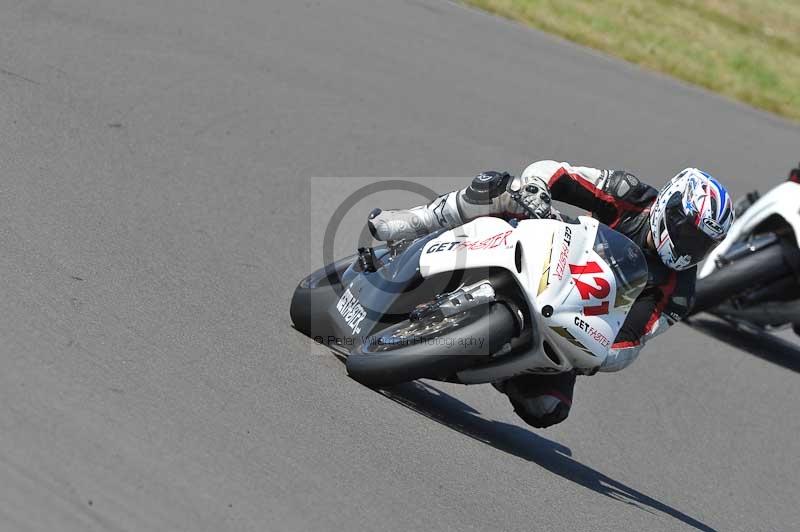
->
<box><xmin>649</xmin><ymin>168</ymin><xmax>734</xmax><ymax>271</ymax></box>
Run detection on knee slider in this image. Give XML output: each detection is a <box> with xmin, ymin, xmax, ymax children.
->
<box><xmin>511</xmin><ymin>395</ymin><xmax>571</xmax><ymax>429</ymax></box>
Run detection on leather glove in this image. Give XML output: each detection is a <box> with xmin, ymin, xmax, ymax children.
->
<box><xmin>514</xmin><ymin>177</ymin><xmax>552</xmax><ymax>219</ymax></box>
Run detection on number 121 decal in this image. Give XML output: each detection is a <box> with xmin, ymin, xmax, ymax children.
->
<box><xmin>569</xmin><ymin>261</ymin><xmax>611</xmax><ymax>316</ymax></box>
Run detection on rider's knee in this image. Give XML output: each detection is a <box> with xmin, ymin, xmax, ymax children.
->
<box><xmin>511</xmin><ymin>394</ymin><xmax>571</xmax><ymax>428</ymax></box>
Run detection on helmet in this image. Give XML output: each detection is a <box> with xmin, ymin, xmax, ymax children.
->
<box><xmin>649</xmin><ymin>168</ymin><xmax>734</xmax><ymax>270</ymax></box>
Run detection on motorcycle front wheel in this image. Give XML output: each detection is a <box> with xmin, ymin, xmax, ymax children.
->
<box><xmin>290</xmin><ymin>255</ymin><xmax>357</xmax><ymax>338</ymax></box>
<box><xmin>346</xmin><ymin>302</ymin><xmax>517</xmax><ymax>387</ymax></box>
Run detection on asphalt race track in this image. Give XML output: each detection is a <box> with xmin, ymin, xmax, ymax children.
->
<box><xmin>1</xmin><ymin>1</ymin><xmax>799</xmax><ymax>531</ymax></box>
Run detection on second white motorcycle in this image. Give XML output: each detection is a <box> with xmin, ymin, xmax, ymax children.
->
<box><xmin>693</xmin><ymin>180</ymin><xmax>800</xmax><ymax>335</ymax></box>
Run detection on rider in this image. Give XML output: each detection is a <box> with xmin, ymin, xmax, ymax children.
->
<box><xmin>368</xmin><ymin>161</ymin><xmax>734</xmax><ymax>428</ymax></box>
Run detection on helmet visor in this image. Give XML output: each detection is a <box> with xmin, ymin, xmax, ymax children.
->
<box><xmin>664</xmin><ymin>192</ymin><xmax>720</xmax><ymax>266</ymax></box>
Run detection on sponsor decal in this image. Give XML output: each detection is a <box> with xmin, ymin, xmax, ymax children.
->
<box><xmin>554</xmin><ymin>226</ymin><xmax>572</xmax><ymax>280</ymax></box>
<box><xmin>703</xmin><ymin>217</ymin><xmax>724</xmax><ymax>236</ymax></box>
<box><xmin>336</xmin><ymin>288</ymin><xmax>367</xmax><ymax>334</ymax></box>
<box><xmin>538</xmin><ymin>234</ymin><xmax>554</xmax><ymax>296</ymax></box>
<box><xmin>541</xmin><ymin>226</ymin><xmax>572</xmax><ymax>295</ymax></box>
<box><xmin>550</xmin><ymin>326</ymin><xmax>594</xmax><ymax>357</ymax></box>
<box><xmin>425</xmin><ymin>230</ymin><xmax>513</xmax><ymax>254</ymax></box>
<box><xmin>569</xmin><ymin>261</ymin><xmax>612</xmax><ymax>316</ymax></box>
<box><xmin>665</xmin><ymin>310</ymin><xmax>683</xmax><ymax>324</ymax></box>
<box><xmin>573</xmin><ymin>316</ymin><xmax>611</xmax><ymax>348</ymax></box>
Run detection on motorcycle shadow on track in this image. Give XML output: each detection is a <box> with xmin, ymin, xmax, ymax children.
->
<box><xmin>374</xmin><ymin>379</ymin><xmax>716</xmax><ymax>532</ymax></box>
<box><xmin>687</xmin><ymin>317</ymin><xmax>800</xmax><ymax>373</ymax></box>
<box><xmin>314</xmin><ymin>341</ymin><xmax>715</xmax><ymax>531</ymax></box>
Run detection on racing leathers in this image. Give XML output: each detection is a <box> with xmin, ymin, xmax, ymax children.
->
<box><xmin>369</xmin><ymin>161</ymin><xmax>696</xmax><ymax>428</ymax></box>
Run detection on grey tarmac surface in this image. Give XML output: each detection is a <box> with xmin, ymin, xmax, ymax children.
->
<box><xmin>0</xmin><ymin>1</ymin><xmax>798</xmax><ymax>531</ymax></box>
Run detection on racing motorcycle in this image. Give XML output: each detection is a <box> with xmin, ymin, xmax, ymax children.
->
<box><xmin>691</xmin><ymin>180</ymin><xmax>800</xmax><ymax>335</ymax></box>
<box><xmin>290</xmin><ymin>198</ymin><xmax>649</xmax><ymax>388</ymax></box>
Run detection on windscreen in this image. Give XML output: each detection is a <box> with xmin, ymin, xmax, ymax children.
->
<box><xmin>592</xmin><ymin>224</ymin><xmax>649</xmax><ymax>310</ymax></box>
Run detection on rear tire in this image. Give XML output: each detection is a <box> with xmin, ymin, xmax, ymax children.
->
<box><xmin>346</xmin><ymin>302</ymin><xmax>517</xmax><ymax>387</ymax></box>
<box><xmin>692</xmin><ymin>243</ymin><xmax>790</xmax><ymax>316</ymax></box>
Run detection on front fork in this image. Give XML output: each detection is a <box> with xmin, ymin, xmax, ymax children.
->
<box><xmin>409</xmin><ymin>281</ymin><xmax>497</xmax><ymax>321</ymax></box>
<box><xmin>408</xmin><ymin>280</ymin><xmax>526</xmax><ymax>339</ymax></box>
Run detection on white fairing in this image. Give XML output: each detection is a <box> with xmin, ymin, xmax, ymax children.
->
<box><xmin>700</xmin><ymin>182</ymin><xmax>800</xmax><ymax>278</ymax></box>
<box><xmin>418</xmin><ymin>216</ymin><xmax>641</xmax><ymax>383</ymax></box>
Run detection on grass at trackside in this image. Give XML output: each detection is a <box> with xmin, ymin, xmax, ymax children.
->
<box><xmin>463</xmin><ymin>0</ymin><xmax>800</xmax><ymax>121</ymax></box>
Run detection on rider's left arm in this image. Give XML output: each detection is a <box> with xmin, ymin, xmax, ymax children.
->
<box><xmin>599</xmin><ymin>271</ymin><xmax>695</xmax><ymax>372</ymax></box>
<box><xmin>599</xmin><ymin>293</ymin><xmax>659</xmax><ymax>372</ymax></box>
<box><xmin>520</xmin><ymin>161</ymin><xmax>657</xmax><ymax>228</ymax></box>
<box><xmin>520</xmin><ymin>161</ymin><xmax>610</xmax><ymax>217</ymax></box>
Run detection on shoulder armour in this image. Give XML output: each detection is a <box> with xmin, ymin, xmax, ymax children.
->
<box><xmin>606</xmin><ymin>170</ymin><xmax>644</xmax><ymax>200</ymax></box>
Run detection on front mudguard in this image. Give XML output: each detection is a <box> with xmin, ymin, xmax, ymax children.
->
<box><xmin>291</xmin><ymin>233</ymin><xmax>447</xmax><ymax>347</ymax></box>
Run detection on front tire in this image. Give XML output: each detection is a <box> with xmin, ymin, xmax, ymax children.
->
<box><xmin>290</xmin><ymin>255</ymin><xmax>356</xmax><ymax>338</ymax></box>
<box><xmin>346</xmin><ymin>302</ymin><xmax>517</xmax><ymax>387</ymax></box>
